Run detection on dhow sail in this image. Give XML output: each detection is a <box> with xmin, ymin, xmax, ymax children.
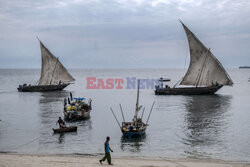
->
<box><xmin>38</xmin><ymin>41</ymin><xmax>75</xmax><ymax>85</ymax></box>
<box><xmin>180</xmin><ymin>22</ymin><xmax>233</xmax><ymax>87</ymax></box>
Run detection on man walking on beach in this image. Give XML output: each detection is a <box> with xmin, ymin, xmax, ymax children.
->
<box><xmin>99</xmin><ymin>136</ymin><xmax>113</xmax><ymax>165</ymax></box>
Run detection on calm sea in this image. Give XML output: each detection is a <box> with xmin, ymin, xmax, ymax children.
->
<box><xmin>0</xmin><ymin>69</ymin><xmax>250</xmax><ymax>161</ymax></box>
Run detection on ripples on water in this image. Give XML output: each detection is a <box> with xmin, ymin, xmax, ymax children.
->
<box><xmin>0</xmin><ymin>69</ymin><xmax>249</xmax><ymax>161</ymax></box>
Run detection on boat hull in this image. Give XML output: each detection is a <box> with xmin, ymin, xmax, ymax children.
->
<box><xmin>122</xmin><ymin>130</ymin><xmax>146</xmax><ymax>138</ymax></box>
<box><xmin>155</xmin><ymin>85</ymin><xmax>223</xmax><ymax>95</ymax></box>
<box><xmin>64</xmin><ymin>110</ymin><xmax>91</xmax><ymax>121</ymax></box>
<box><xmin>121</xmin><ymin>126</ymin><xmax>146</xmax><ymax>138</ymax></box>
<box><xmin>53</xmin><ymin>126</ymin><xmax>77</xmax><ymax>133</ymax></box>
<box><xmin>17</xmin><ymin>83</ymin><xmax>69</xmax><ymax>92</ymax></box>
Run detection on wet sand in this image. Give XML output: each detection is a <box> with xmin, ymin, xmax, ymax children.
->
<box><xmin>0</xmin><ymin>153</ymin><xmax>249</xmax><ymax>167</ymax></box>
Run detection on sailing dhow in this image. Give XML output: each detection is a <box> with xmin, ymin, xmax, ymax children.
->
<box><xmin>18</xmin><ymin>38</ymin><xmax>75</xmax><ymax>92</ymax></box>
<box><xmin>155</xmin><ymin>21</ymin><xmax>233</xmax><ymax>95</ymax></box>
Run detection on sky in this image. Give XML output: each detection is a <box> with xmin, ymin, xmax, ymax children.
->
<box><xmin>0</xmin><ymin>0</ymin><xmax>250</xmax><ymax>69</ymax></box>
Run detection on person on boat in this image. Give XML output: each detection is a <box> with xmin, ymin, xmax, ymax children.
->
<box><xmin>64</xmin><ymin>98</ymin><xmax>67</xmax><ymax>107</ymax></box>
<box><xmin>129</xmin><ymin>126</ymin><xmax>134</xmax><ymax>132</ymax></box>
<box><xmin>68</xmin><ymin>97</ymin><xmax>71</xmax><ymax>105</ymax></box>
<box><xmin>70</xmin><ymin>92</ymin><xmax>73</xmax><ymax>101</ymax></box>
<box><xmin>61</xmin><ymin>121</ymin><xmax>66</xmax><ymax>128</ymax></box>
<box><xmin>56</xmin><ymin>117</ymin><xmax>65</xmax><ymax>129</ymax></box>
<box><xmin>99</xmin><ymin>136</ymin><xmax>113</xmax><ymax>165</ymax></box>
<box><xmin>160</xmin><ymin>78</ymin><xmax>163</xmax><ymax>88</ymax></box>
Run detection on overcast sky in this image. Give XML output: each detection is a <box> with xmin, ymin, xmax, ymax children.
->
<box><xmin>0</xmin><ymin>0</ymin><xmax>249</xmax><ymax>68</ymax></box>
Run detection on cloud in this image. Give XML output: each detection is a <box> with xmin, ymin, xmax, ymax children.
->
<box><xmin>0</xmin><ymin>0</ymin><xmax>250</xmax><ymax>68</ymax></box>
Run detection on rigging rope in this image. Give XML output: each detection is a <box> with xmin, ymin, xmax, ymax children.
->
<box><xmin>174</xmin><ymin>34</ymin><xmax>189</xmax><ymax>88</ymax></box>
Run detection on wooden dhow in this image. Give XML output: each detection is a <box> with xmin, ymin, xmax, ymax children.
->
<box><xmin>155</xmin><ymin>21</ymin><xmax>233</xmax><ymax>95</ymax></box>
<box><xmin>18</xmin><ymin>38</ymin><xmax>75</xmax><ymax>92</ymax></box>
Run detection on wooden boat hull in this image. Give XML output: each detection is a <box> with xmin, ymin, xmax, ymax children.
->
<box><xmin>155</xmin><ymin>85</ymin><xmax>223</xmax><ymax>95</ymax></box>
<box><xmin>53</xmin><ymin>126</ymin><xmax>77</xmax><ymax>133</ymax></box>
<box><xmin>17</xmin><ymin>83</ymin><xmax>69</xmax><ymax>92</ymax></box>
<box><xmin>122</xmin><ymin>131</ymin><xmax>146</xmax><ymax>138</ymax></box>
<box><xmin>64</xmin><ymin>110</ymin><xmax>91</xmax><ymax>121</ymax></box>
<box><xmin>121</xmin><ymin>127</ymin><xmax>146</xmax><ymax>138</ymax></box>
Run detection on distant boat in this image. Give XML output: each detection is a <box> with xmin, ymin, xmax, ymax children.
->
<box><xmin>17</xmin><ymin>38</ymin><xmax>75</xmax><ymax>92</ymax></box>
<box><xmin>110</xmin><ymin>80</ymin><xmax>155</xmax><ymax>138</ymax></box>
<box><xmin>239</xmin><ymin>66</ymin><xmax>250</xmax><ymax>69</ymax></box>
<box><xmin>155</xmin><ymin>21</ymin><xmax>233</xmax><ymax>95</ymax></box>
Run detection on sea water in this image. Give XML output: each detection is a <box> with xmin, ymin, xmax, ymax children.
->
<box><xmin>0</xmin><ymin>68</ymin><xmax>249</xmax><ymax>161</ymax></box>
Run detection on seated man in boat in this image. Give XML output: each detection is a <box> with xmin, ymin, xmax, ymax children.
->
<box><xmin>61</xmin><ymin>122</ymin><xmax>66</xmax><ymax>128</ymax></box>
<box><xmin>129</xmin><ymin>126</ymin><xmax>134</xmax><ymax>132</ymax></box>
<box><xmin>56</xmin><ymin>117</ymin><xmax>66</xmax><ymax>129</ymax></box>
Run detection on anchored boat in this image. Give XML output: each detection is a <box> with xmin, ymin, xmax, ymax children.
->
<box><xmin>155</xmin><ymin>21</ymin><xmax>233</xmax><ymax>95</ymax></box>
<box><xmin>111</xmin><ymin>80</ymin><xmax>155</xmax><ymax>138</ymax></box>
<box><xmin>64</xmin><ymin>97</ymin><xmax>92</xmax><ymax>121</ymax></box>
<box><xmin>18</xmin><ymin>38</ymin><xmax>75</xmax><ymax>92</ymax></box>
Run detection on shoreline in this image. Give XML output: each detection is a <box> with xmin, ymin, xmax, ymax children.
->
<box><xmin>0</xmin><ymin>153</ymin><xmax>249</xmax><ymax>167</ymax></box>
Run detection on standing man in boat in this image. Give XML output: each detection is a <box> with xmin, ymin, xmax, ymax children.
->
<box><xmin>68</xmin><ymin>97</ymin><xmax>71</xmax><ymax>105</ymax></box>
<box><xmin>64</xmin><ymin>98</ymin><xmax>67</xmax><ymax>107</ymax></box>
<box><xmin>99</xmin><ymin>136</ymin><xmax>113</xmax><ymax>165</ymax></box>
<box><xmin>70</xmin><ymin>92</ymin><xmax>73</xmax><ymax>101</ymax></box>
<box><xmin>56</xmin><ymin>117</ymin><xmax>65</xmax><ymax>129</ymax></box>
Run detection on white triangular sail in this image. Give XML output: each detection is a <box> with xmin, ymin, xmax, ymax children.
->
<box><xmin>38</xmin><ymin>41</ymin><xmax>75</xmax><ymax>85</ymax></box>
<box><xmin>180</xmin><ymin>22</ymin><xmax>233</xmax><ymax>86</ymax></box>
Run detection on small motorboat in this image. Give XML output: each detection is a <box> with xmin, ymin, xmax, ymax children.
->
<box><xmin>110</xmin><ymin>80</ymin><xmax>155</xmax><ymax>138</ymax></box>
<box><xmin>52</xmin><ymin>126</ymin><xmax>77</xmax><ymax>133</ymax></box>
<box><xmin>121</xmin><ymin>120</ymin><xmax>147</xmax><ymax>138</ymax></box>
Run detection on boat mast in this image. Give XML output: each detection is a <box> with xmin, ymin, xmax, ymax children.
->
<box><xmin>134</xmin><ymin>80</ymin><xmax>141</xmax><ymax>121</ymax></box>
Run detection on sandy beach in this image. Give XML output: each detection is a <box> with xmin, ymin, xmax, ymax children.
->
<box><xmin>0</xmin><ymin>153</ymin><xmax>249</xmax><ymax>167</ymax></box>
